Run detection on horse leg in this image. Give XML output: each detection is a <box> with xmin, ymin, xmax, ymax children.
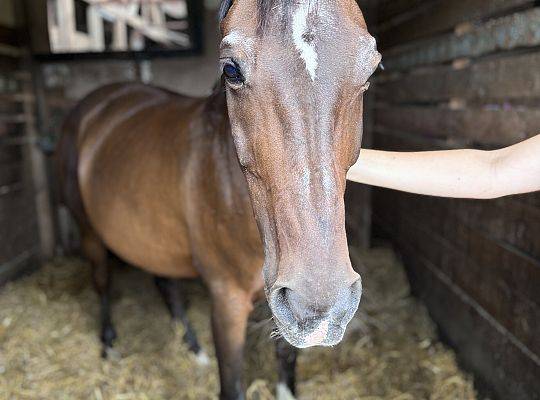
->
<box><xmin>81</xmin><ymin>228</ymin><xmax>116</xmax><ymax>358</ymax></box>
<box><xmin>211</xmin><ymin>287</ymin><xmax>252</xmax><ymax>400</ymax></box>
<box><xmin>154</xmin><ymin>277</ymin><xmax>205</xmax><ymax>361</ymax></box>
<box><xmin>275</xmin><ymin>338</ymin><xmax>298</xmax><ymax>400</ymax></box>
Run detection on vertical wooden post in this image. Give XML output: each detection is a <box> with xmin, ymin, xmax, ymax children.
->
<box><xmin>56</xmin><ymin>0</ymin><xmax>76</xmax><ymax>50</ymax></box>
<box><xmin>87</xmin><ymin>5</ymin><xmax>105</xmax><ymax>51</ymax></box>
<box><xmin>20</xmin><ymin>66</ymin><xmax>55</xmax><ymax>260</ymax></box>
<box><xmin>113</xmin><ymin>19</ymin><xmax>128</xmax><ymax>51</ymax></box>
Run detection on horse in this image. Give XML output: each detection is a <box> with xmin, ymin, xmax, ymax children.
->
<box><xmin>55</xmin><ymin>0</ymin><xmax>381</xmax><ymax>398</ymax></box>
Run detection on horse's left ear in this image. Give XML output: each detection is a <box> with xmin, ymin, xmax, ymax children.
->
<box><xmin>219</xmin><ymin>0</ymin><xmax>234</xmax><ymax>22</ymax></box>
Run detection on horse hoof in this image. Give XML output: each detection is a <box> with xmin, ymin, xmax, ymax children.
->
<box><xmin>276</xmin><ymin>383</ymin><xmax>296</xmax><ymax>400</ymax></box>
<box><xmin>101</xmin><ymin>326</ymin><xmax>117</xmax><ymax>347</ymax></box>
<box><xmin>101</xmin><ymin>346</ymin><xmax>121</xmax><ymax>360</ymax></box>
<box><xmin>194</xmin><ymin>350</ymin><xmax>210</xmax><ymax>366</ymax></box>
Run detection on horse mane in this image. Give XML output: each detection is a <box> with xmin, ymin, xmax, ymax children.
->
<box><xmin>219</xmin><ymin>0</ymin><xmax>296</xmax><ymax>31</ymax></box>
<box><xmin>218</xmin><ymin>0</ymin><xmax>234</xmax><ymax>21</ymax></box>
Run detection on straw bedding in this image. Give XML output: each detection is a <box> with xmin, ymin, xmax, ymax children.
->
<box><xmin>0</xmin><ymin>247</ymin><xmax>477</xmax><ymax>399</ymax></box>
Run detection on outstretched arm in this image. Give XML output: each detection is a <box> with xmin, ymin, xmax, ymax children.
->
<box><xmin>347</xmin><ymin>135</ymin><xmax>540</xmax><ymax>199</ymax></box>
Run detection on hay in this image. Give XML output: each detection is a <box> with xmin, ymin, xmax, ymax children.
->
<box><xmin>0</xmin><ymin>247</ymin><xmax>477</xmax><ymax>399</ymax></box>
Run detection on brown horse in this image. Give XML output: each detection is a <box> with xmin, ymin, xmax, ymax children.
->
<box><xmin>55</xmin><ymin>0</ymin><xmax>380</xmax><ymax>398</ymax></box>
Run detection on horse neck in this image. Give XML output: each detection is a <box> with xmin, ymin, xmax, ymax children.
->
<box><xmin>201</xmin><ymin>82</ymin><xmax>247</xmax><ymax>189</ymax></box>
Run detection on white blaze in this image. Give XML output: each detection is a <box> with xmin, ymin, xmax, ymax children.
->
<box><xmin>222</xmin><ymin>30</ymin><xmax>254</xmax><ymax>53</ymax></box>
<box><xmin>292</xmin><ymin>1</ymin><xmax>318</xmax><ymax>81</ymax></box>
<box><xmin>222</xmin><ymin>30</ymin><xmax>242</xmax><ymax>46</ymax></box>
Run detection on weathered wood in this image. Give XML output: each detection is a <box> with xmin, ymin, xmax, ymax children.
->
<box><xmin>377</xmin><ymin>0</ymin><xmax>429</xmax><ymax>23</ymax></box>
<box><xmin>0</xmin><ymin>142</ymin><xmax>22</xmax><ymax>164</ymax></box>
<box><xmin>22</xmin><ymin>0</ymin><xmax>49</xmax><ymax>55</ymax></box>
<box><xmin>345</xmin><ymin>181</ymin><xmax>371</xmax><ymax>249</ymax></box>
<box><xmin>0</xmin><ymin>25</ymin><xmax>20</xmax><ymax>48</ymax></box>
<box><xmin>372</xmin><ymin>3</ymin><xmax>540</xmax><ymax>399</ymax></box>
<box><xmin>345</xmin><ymin>88</ymin><xmax>376</xmax><ymax>249</ymax></box>
<box><xmin>412</xmin><ymin>219</ymin><xmax>539</xmax><ymax>356</ymax></box>
<box><xmin>21</xmin><ymin>70</ymin><xmax>55</xmax><ymax>259</ymax></box>
<box><xmin>379</xmin><ymin>0</ymin><xmax>535</xmax><ymax>49</ymax></box>
<box><xmin>378</xmin><ymin>52</ymin><xmax>540</xmax><ymax>104</ymax></box>
<box><xmin>452</xmin><ymin>197</ymin><xmax>540</xmax><ymax>259</ymax></box>
<box><xmin>0</xmin><ymin>248</ymin><xmax>38</xmax><ymax>286</ymax></box>
<box><xmin>0</xmin><ymin>160</ymin><xmax>23</xmax><ymax>186</ymax></box>
<box><xmin>384</xmin><ymin>8</ymin><xmax>540</xmax><ymax>71</ymax></box>
<box><xmin>513</xmin><ymin>192</ymin><xmax>540</xmax><ymax>210</ymax></box>
<box><xmin>375</xmin><ymin>104</ymin><xmax>540</xmax><ymax>146</ymax></box>
<box><xmin>0</xmin><ymin>181</ymin><xmax>23</xmax><ymax>196</ymax></box>
<box><xmin>375</xmin><ymin>191</ymin><xmax>540</xmax><ymax>356</ymax></box>
<box><xmin>374</xmin><ymin>125</ymin><xmax>465</xmax><ymax>150</ymax></box>
<box><xmin>0</xmin><ymin>190</ymin><xmax>39</xmax><ymax>266</ymax></box>
<box><xmin>396</xmin><ymin>242</ymin><xmax>540</xmax><ymax>400</ymax></box>
<box><xmin>0</xmin><ymin>113</ymin><xmax>28</xmax><ymax>123</ymax></box>
<box><xmin>0</xmin><ymin>92</ymin><xmax>35</xmax><ymax>103</ymax></box>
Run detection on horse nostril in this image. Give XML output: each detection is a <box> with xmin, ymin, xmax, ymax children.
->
<box><xmin>283</xmin><ymin>288</ymin><xmax>320</xmax><ymax>322</ymax></box>
<box><xmin>271</xmin><ymin>287</ymin><xmax>295</xmax><ymax>325</ymax></box>
<box><xmin>271</xmin><ymin>278</ymin><xmax>362</xmax><ymax>323</ymax></box>
<box><xmin>272</xmin><ymin>286</ymin><xmax>332</xmax><ymax>324</ymax></box>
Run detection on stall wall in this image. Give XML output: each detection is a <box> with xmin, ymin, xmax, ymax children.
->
<box><xmin>372</xmin><ymin>1</ymin><xmax>540</xmax><ymax>399</ymax></box>
<box><xmin>0</xmin><ymin>1</ymin><xmax>42</xmax><ymax>284</ymax></box>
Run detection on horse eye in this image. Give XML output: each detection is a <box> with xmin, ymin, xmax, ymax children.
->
<box><xmin>223</xmin><ymin>62</ymin><xmax>244</xmax><ymax>86</ymax></box>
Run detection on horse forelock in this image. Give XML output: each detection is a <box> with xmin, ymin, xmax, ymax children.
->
<box><xmin>219</xmin><ymin>0</ymin><xmax>317</xmax><ymax>33</ymax></box>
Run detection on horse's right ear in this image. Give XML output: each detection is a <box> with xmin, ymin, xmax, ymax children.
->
<box><xmin>219</xmin><ymin>0</ymin><xmax>234</xmax><ymax>22</ymax></box>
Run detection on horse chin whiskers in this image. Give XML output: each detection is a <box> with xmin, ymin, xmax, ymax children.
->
<box><xmin>271</xmin><ymin>313</ymin><xmax>344</xmax><ymax>348</ymax></box>
<box><xmin>270</xmin><ymin>328</ymin><xmax>283</xmax><ymax>340</ymax></box>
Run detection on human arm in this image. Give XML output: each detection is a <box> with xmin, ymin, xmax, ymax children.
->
<box><xmin>346</xmin><ymin>135</ymin><xmax>540</xmax><ymax>199</ymax></box>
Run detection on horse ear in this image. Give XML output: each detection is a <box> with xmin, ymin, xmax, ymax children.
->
<box><xmin>219</xmin><ymin>0</ymin><xmax>234</xmax><ymax>22</ymax></box>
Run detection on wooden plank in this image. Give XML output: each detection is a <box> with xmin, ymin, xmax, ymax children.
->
<box><xmin>20</xmin><ymin>72</ymin><xmax>55</xmax><ymax>259</ymax></box>
<box><xmin>384</xmin><ymin>8</ymin><xmax>540</xmax><ymax>71</ymax></box>
<box><xmin>0</xmin><ymin>113</ymin><xmax>30</xmax><ymax>124</ymax></box>
<box><xmin>0</xmin><ymin>92</ymin><xmax>35</xmax><ymax>103</ymax></box>
<box><xmin>0</xmin><ymin>160</ymin><xmax>23</xmax><ymax>186</ymax></box>
<box><xmin>0</xmin><ymin>181</ymin><xmax>24</xmax><ymax>196</ymax></box>
<box><xmin>397</xmin><ymin>243</ymin><xmax>540</xmax><ymax>400</ymax></box>
<box><xmin>374</xmin><ymin>199</ymin><xmax>540</xmax><ymax>363</ymax></box>
<box><xmin>345</xmin><ymin>181</ymin><xmax>371</xmax><ymax>249</ymax></box>
<box><xmin>0</xmin><ymin>25</ymin><xmax>20</xmax><ymax>48</ymax></box>
<box><xmin>453</xmin><ymin>197</ymin><xmax>540</xmax><ymax>259</ymax></box>
<box><xmin>513</xmin><ymin>192</ymin><xmax>540</xmax><ymax>210</ymax></box>
<box><xmin>377</xmin><ymin>0</ymin><xmax>429</xmax><ymax>23</ymax></box>
<box><xmin>0</xmin><ymin>190</ymin><xmax>39</xmax><ymax>266</ymax></box>
<box><xmin>22</xmin><ymin>0</ymin><xmax>50</xmax><ymax>55</ymax></box>
<box><xmin>375</xmin><ymin>104</ymin><xmax>540</xmax><ymax>146</ymax></box>
<box><xmin>379</xmin><ymin>0</ymin><xmax>535</xmax><ymax>49</ymax></box>
<box><xmin>371</xmin><ymin>130</ymin><xmax>540</xmax><ymax>347</ymax></box>
<box><xmin>376</xmin><ymin>192</ymin><xmax>540</xmax><ymax>356</ymax></box>
<box><xmin>0</xmin><ymin>142</ymin><xmax>22</xmax><ymax>164</ymax></box>
<box><xmin>378</xmin><ymin>52</ymin><xmax>540</xmax><ymax>104</ymax></box>
<box><xmin>344</xmin><ymin>87</ymin><xmax>376</xmax><ymax>249</ymax></box>
<box><xmin>0</xmin><ymin>248</ymin><xmax>38</xmax><ymax>286</ymax></box>
<box><xmin>371</xmin><ymin>116</ymin><xmax>540</xmax><ymax>400</ymax></box>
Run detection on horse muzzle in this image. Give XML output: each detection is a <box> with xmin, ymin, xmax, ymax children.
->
<box><xmin>268</xmin><ymin>275</ymin><xmax>362</xmax><ymax>348</ymax></box>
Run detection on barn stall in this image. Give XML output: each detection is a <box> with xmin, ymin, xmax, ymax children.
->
<box><xmin>0</xmin><ymin>0</ymin><xmax>538</xmax><ymax>399</ymax></box>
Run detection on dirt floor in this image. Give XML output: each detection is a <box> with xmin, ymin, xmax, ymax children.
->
<box><xmin>0</xmin><ymin>247</ymin><xmax>478</xmax><ymax>400</ymax></box>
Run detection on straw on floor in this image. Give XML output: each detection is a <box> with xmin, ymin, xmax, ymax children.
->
<box><xmin>0</xmin><ymin>247</ymin><xmax>477</xmax><ymax>400</ymax></box>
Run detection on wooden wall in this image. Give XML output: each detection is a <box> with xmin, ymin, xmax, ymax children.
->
<box><xmin>345</xmin><ymin>0</ymin><xmax>379</xmax><ymax>249</ymax></box>
<box><xmin>0</xmin><ymin>1</ymin><xmax>54</xmax><ymax>284</ymax></box>
<box><xmin>371</xmin><ymin>1</ymin><xmax>540</xmax><ymax>399</ymax></box>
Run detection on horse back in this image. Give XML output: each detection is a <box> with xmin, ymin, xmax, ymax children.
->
<box><xmin>56</xmin><ymin>82</ymin><xmax>202</xmax><ymax>277</ymax></box>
